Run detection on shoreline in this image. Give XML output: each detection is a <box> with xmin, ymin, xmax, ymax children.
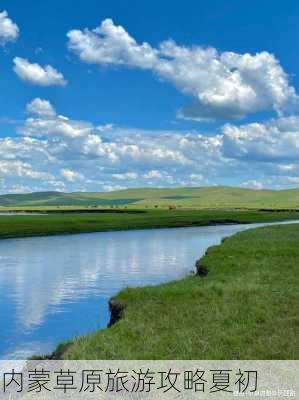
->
<box><xmin>38</xmin><ymin>257</ymin><xmax>200</xmax><ymax>361</ymax></box>
<box><xmin>1</xmin><ymin>212</ymin><xmax>298</xmax><ymax>359</ymax></box>
<box><xmin>0</xmin><ymin>218</ymin><xmax>245</xmax><ymax>241</ymax></box>
<box><xmin>42</xmin><ymin>220</ymin><xmax>299</xmax><ymax>360</ymax></box>
<box><xmin>57</xmin><ymin>223</ymin><xmax>298</xmax><ymax>360</ymax></box>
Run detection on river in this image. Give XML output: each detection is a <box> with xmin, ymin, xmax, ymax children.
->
<box><xmin>0</xmin><ymin>221</ymin><xmax>297</xmax><ymax>358</ymax></box>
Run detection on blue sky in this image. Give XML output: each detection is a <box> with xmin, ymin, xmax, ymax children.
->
<box><xmin>1</xmin><ymin>0</ymin><xmax>299</xmax><ymax>193</ymax></box>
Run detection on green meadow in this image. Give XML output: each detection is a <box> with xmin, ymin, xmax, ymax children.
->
<box><xmin>1</xmin><ymin>209</ymin><xmax>299</xmax><ymax>240</ymax></box>
<box><xmin>1</xmin><ymin>186</ymin><xmax>299</xmax><ymax>209</ymax></box>
<box><xmin>1</xmin><ymin>187</ymin><xmax>298</xmax><ymax>360</ymax></box>
<box><xmin>60</xmin><ymin>224</ymin><xmax>299</xmax><ymax>360</ymax></box>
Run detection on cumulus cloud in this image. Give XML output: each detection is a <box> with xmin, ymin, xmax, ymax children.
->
<box><xmin>3</xmin><ymin>98</ymin><xmax>299</xmax><ymax>193</ymax></box>
<box><xmin>102</xmin><ymin>184</ymin><xmax>126</xmax><ymax>192</ymax></box>
<box><xmin>13</xmin><ymin>57</ymin><xmax>67</xmax><ymax>86</ymax></box>
<box><xmin>26</xmin><ymin>98</ymin><xmax>56</xmax><ymax>117</ymax></box>
<box><xmin>241</xmin><ymin>180</ymin><xmax>264</xmax><ymax>190</ymax></box>
<box><xmin>60</xmin><ymin>168</ymin><xmax>84</xmax><ymax>182</ymax></box>
<box><xmin>67</xmin><ymin>18</ymin><xmax>298</xmax><ymax>120</ymax></box>
<box><xmin>222</xmin><ymin>116</ymin><xmax>299</xmax><ymax>162</ymax></box>
<box><xmin>113</xmin><ymin>172</ymin><xmax>138</xmax><ymax>180</ymax></box>
<box><xmin>190</xmin><ymin>173</ymin><xmax>204</xmax><ymax>183</ymax></box>
<box><xmin>0</xmin><ymin>160</ymin><xmax>52</xmax><ymax>180</ymax></box>
<box><xmin>278</xmin><ymin>164</ymin><xmax>296</xmax><ymax>172</ymax></box>
<box><xmin>8</xmin><ymin>98</ymin><xmax>228</xmax><ymax>192</ymax></box>
<box><xmin>0</xmin><ymin>136</ymin><xmax>57</xmax><ymax>163</ymax></box>
<box><xmin>24</xmin><ymin>116</ymin><xmax>94</xmax><ymax>138</ymax></box>
<box><xmin>23</xmin><ymin>99</ymin><xmax>93</xmax><ymax>138</ymax></box>
<box><xmin>21</xmin><ymin>98</ymin><xmax>198</xmax><ymax>168</ymax></box>
<box><xmin>285</xmin><ymin>176</ymin><xmax>299</xmax><ymax>184</ymax></box>
<box><xmin>143</xmin><ymin>170</ymin><xmax>164</xmax><ymax>179</ymax></box>
<box><xmin>67</xmin><ymin>18</ymin><xmax>158</xmax><ymax>68</ymax></box>
<box><xmin>0</xmin><ymin>10</ymin><xmax>19</xmax><ymax>45</ymax></box>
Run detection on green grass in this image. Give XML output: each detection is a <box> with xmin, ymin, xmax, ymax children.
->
<box><xmin>2</xmin><ymin>186</ymin><xmax>299</xmax><ymax>208</ymax></box>
<box><xmin>1</xmin><ymin>209</ymin><xmax>299</xmax><ymax>240</ymax></box>
<box><xmin>61</xmin><ymin>224</ymin><xmax>299</xmax><ymax>360</ymax></box>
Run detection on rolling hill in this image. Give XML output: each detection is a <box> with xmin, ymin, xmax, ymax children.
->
<box><xmin>1</xmin><ymin>186</ymin><xmax>299</xmax><ymax>209</ymax></box>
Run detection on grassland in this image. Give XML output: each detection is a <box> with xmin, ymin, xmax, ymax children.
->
<box><xmin>61</xmin><ymin>224</ymin><xmax>299</xmax><ymax>360</ymax></box>
<box><xmin>2</xmin><ymin>186</ymin><xmax>299</xmax><ymax>209</ymax></box>
<box><xmin>1</xmin><ymin>187</ymin><xmax>298</xmax><ymax>360</ymax></box>
<box><xmin>1</xmin><ymin>209</ymin><xmax>299</xmax><ymax>240</ymax></box>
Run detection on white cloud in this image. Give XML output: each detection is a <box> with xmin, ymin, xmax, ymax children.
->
<box><xmin>102</xmin><ymin>184</ymin><xmax>126</xmax><ymax>192</ymax></box>
<box><xmin>13</xmin><ymin>57</ymin><xmax>67</xmax><ymax>86</ymax></box>
<box><xmin>278</xmin><ymin>164</ymin><xmax>296</xmax><ymax>172</ymax></box>
<box><xmin>22</xmin><ymin>99</ymin><xmax>93</xmax><ymax>138</ymax></box>
<box><xmin>26</xmin><ymin>98</ymin><xmax>56</xmax><ymax>117</ymax></box>
<box><xmin>143</xmin><ymin>170</ymin><xmax>163</xmax><ymax>179</ymax></box>
<box><xmin>11</xmin><ymin>98</ymin><xmax>228</xmax><ymax>192</ymax></box>
<box><xmin>21</xmin><ymin>99</ymin><xmax>195</xmax><ymax>168</ymax></box>
<box><xmin>222</xmin><ymin>116</ymin><xmax>299</xmax><ymax>162</ymax></box>
<box><xmin>285</xmin><ymin>176</ymin><xmax>299</xmax><ymax>184</ymax></box>
<box><xmin>60</xmin><ymin>168</ymin><xmax>84</xmax><ymax>182</ymax></box>
<box><xmin>4</xmin><ymin>98</ymin><xmax>299</xmax><ymax>193</ymax></box>
<box><xmin>0</xmin><ymin>136</ymin><xmax>56</xmax><ymax>164</ymax></box>
<box><xmin>0</xmin><ymin>10</ymin><xmax>19</xmax><ymax>45</ymax></box>
<box><xmin>241</xmin><ymin>180</ymin><xmax>264</xmax><ymax>190</ymax></box>
<box><xmin>6</xmin><ymin>184</ymin><xmax>31</xmax><ymax>194</ymax></box>
<box><xmin>113</xmin><ymin>172</ymin><xmax>138</xmax><ymax>180</ymax></box>
<box><xmin>190</xmin><ymin>173</ymin><xmax>204</xmax><ymax>182</ymax></box>
<box><xmin>67</xmin><ymin>19</ymin><xmax>298</xmax><ymax>120</ymax></box>
<box><xmin>24</xmin><ymin>116</ymin><xmax>94</xmax><ymax>138</ymax></box>
<box><xmin>67</xmin><ymin>18</ymin><xmax>158</xmax><ymax>68</ymax></box>
<box><xmin>0</xmin><ymin>160</ymin><xmax>52</xmax><ymax>180</ymax></box>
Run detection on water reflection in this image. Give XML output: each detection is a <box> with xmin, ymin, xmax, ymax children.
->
<box><xmin>0</xmin><ymin>222</ymin><xmax>297</xmax><ymax>358</ymax></box>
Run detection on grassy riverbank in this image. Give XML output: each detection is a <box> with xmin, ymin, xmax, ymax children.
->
<box><xmin>1</xmin><ymin>209</ymin><xmax>299</xmax><ymax>240</ymax></box>
<box><xmin>61</xmin><ymin>224</ymin><xmax>299</xmax><ymax>359</ymax></box>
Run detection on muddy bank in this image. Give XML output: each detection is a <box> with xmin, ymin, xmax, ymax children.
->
<box><xmin>108</xmin><ymin>299</ymin><xmax>125</xmax><ymax>327</ymax></box>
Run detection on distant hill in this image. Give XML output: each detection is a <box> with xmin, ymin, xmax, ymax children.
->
<box><xmin>1</xmin><ymin>186</ymin><xmax>299</xmax><ymax>209</ymax></box>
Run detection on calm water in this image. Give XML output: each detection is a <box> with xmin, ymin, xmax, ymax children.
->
<box><xmin>0</xmin><ymin>221</ymin><xmax>297</xmax><ymax>359</ymax></box>
<box><xmin>0</xmin><ymin>213</ymin><xmax>46</xmax><ymax>216</ymax></box>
